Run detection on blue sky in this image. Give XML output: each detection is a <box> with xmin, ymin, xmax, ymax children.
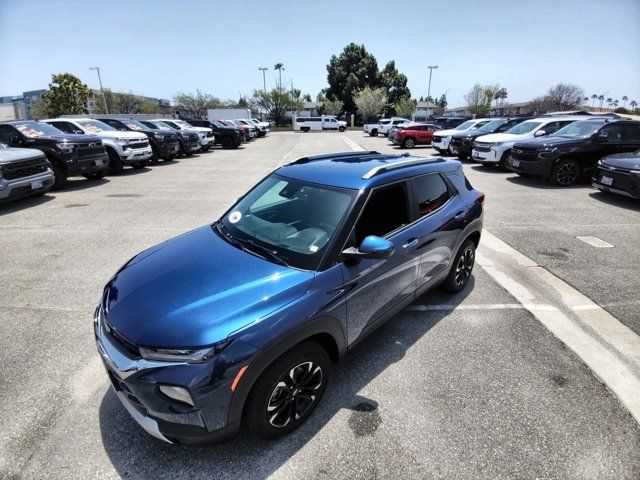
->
<box><xmin>1</xmin><ymin>0</ymin><xmax>639</xmax><ymax>107</ymax></box>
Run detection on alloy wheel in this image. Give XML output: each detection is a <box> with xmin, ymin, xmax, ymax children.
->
<box><xmin>455</xmin><ymin>247</ymin><xmax>474</xmax><ymax>287</ymax></box>
<box><xmin>267</xmin><ymin>361</ymin><xmax>323</xmax><ymax>427</ymax></box>
<box><xmin>556</xmin><ymin>162</ymin><xmax>579</xmax><ymax>185</ymax></box>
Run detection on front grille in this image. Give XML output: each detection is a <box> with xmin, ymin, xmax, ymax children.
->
<box><xmin>596</xmin><ymin>167</ymin><xmax>639</xmax><ymax>193</ymax></box>
<box><xmin>474</xmin><ymin>142</ymin><xmax>491</xmax><ymax>152</ymax></box>
<box><xmin>166</xmin><ymin>135</ymin><xmax>179</xmax><ymax>143</ymax></box>
<box><xmin>449</xmin><ymin>138</ymin><xmax>463</xmax><ymax>146</ymax></box>
<box><xmin>433</xmin><ymin>135</ymin><xmax>443</xmax><ymax>142</ymax></box>
<box><xmin>76</xmin><ymin>144</ymin><xmax>106</xmax><ymax>158</ymax></box>
<box><xmin>1</xmin><ymin>157</ymin><xmax>48</xmax><ymax>180</ymax></box>
<box><xmin>206</xmin><ymin>131</ymin><xmax>213</xmax><ymax>138</ymax></box>
<box><xmin>103</xmin><ymin>319</ymin><xmax>140</xmax><ymax>357</ymax></box>
<box><xmin>127</xmin><ymin>141</ymin><xmax>149</xmax><ymax>150</ymax></box>
<box><xmin>511</xmin><ymin>147</ymin><xmax>539</xmax><ymax>161</ymax></box>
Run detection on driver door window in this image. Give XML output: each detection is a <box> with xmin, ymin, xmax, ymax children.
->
<box><xmin>353</xmin><ymin>183</ymin><xmax>409</xmax><ymax>244</ymax></box>
<box><xmin>0</xmin><ymin>125</ymin><xmax>17</xmax><ymax>144</ymax></box>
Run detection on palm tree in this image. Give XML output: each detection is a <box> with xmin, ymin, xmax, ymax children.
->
<box><xmin>591</xmin><ymin>94</ymin><xmax>598</xmax><ymax>107</ymax></box>
<box><xmin>630</xmin><ymin>100</ymin><xmax>637</xmax><ymax>111</ymax></box>
<box><xmin>583</xmin><ymin>96</ymin><xmax>589</xmax><ymax>106</ymax></box>
<box><xmin>622</xmin><ymin>95</ymin><xmax>628</xmax><ymax>108</ymax></box>
<box><xmin>274</xmin><ymin>63</ymin><xmax>285</xmax><ymax>89</ymax></box>
<box><xmin>613</xmin><ymin>99</ymin><xmax>619</xmax><ymax>109</ymax></box>
<box><xmin>598</xmin><ymin>95</ymin><xmax>605</xmax><ymax>108</ymax></box>
<box><xmin>606</xmin><ymin>97</ymin><xmax>613</xmax><ymax>109</ymax></box>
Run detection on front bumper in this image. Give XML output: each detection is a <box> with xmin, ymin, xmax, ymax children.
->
<box><xmin>432</xmin><ymin>137</ymin><xmax>451</xmax><ymax>151</ymax></box>
<box><xmin>472</xmin><ymin>147</ymin><xmax>499</xmax><ymax>163</ymax></box>
<box><xmin>508</xmin><ymin>156</ymin><xmax>553</xmax><ymax>177</ymax></box>
<box><xmin>94</xmin><ymin>306</ymin><xmax>258</xmax><ymax>444</ymax></box>
<box><xmin>0</xmin><ymin>169</ymin><xmax>55</xmax><ymax>202</ymax></box>
<box><xmin>121</xmin><ymin>147</ymin><xmax>153</xmax><ymax>163</ymax></box>
<box><xmin>592</xmin><ymin>167</ymin><xmax>640</xmax><ymax>199</ymax></box>
<box><xmin>157</xmin><ymin>142</ymin><xmax>181</xmax><ymax>157</ymax></box>
<box><xmin>450</xmin><ymin>142</ymin><xmax>472</xmax><ymax>157</ymax></box>
<box><xmin>66</xmin><ymin>153</ymin><xmax>110</xmax><ymax>176</ymax></box>
<box><xmin>199</xmin><ymin>136</ymin><xmax>214</xmax><ymax>147</ymax></box>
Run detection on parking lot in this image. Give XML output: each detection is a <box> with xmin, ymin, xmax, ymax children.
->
<box><xmin>1</xmin><ymin>131</ymin><xmax>639</xmax><ymax>479</ymax></box>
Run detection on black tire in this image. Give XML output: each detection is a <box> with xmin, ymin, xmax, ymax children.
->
<box><xmin>107</xmin><ymin>149</ymin><xmax>124</xmax><ymax>175</ymax></box>
<box><xmin>498</xmin><ymin>150</ymin><xmax>511</xmax><ymax>170</ymax></box>
<box><xmin>402</xmin><ymin>137</ymin><xmax>416</xmax><ymax>149</ymax></box>
<box><xmin>132</xmin><ymin>161</ymin><xmax>147</xmax><ymax>169</ymax></box>
<box><xmin>550</xmin><ymin>158</ymin><xmax>581</xmax><ymax>186</ymax></box>
<box><xmin>50</xmin><ymin>163</ymin><xmax>68</xmax><ymax>190</ymax></box>
<box><xmin>302</xmin><ymin>127</ymin><xmax>310</xmax><ymax>133</ymax></box>
<box><xmin>480</xmin><ymin>162</ymin><xmax>493</xmax><ymax>167</ymax></box>
<box><xmin>163</xmin><ymin>155</ymin><xmax>176</xmax><ymax>162</ymax></box>
<box><xmin>245</xmin><ymin>342</ymin><xmax>330</xmax><ymax>440</ymax></box>
<box><xmin>442</xmin><ymin>239</ymin><xmax>476</xmax><ymax>293</ymax></box>
<box><xmin>150</xmin><ymin>146</ymin><xmax>160</xmax><ymax>165</ymax></box>
<box><xmin>221</xmin><ymin>137</ymin><xmax>234</xmax><ymax>149</ymax></box>
<box><xmin>339</xmin><ymin>126</ymin><xmax>345</xmax><ymax>132</ymax></box>
<box><xmin>83</xmin><ymin>170</ymin><xmax>106</xmax><ymax>180</ymax></box>
<box><xmin>369</xmin><ymin>129</ymin><xmax>378</xmax><ymax>137</ymax></box>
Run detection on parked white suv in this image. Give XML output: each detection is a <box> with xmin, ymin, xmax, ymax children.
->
<box><xmin>472</xmin><ymin>117</ymin><xmax>581</xmax><ymax>168</ymax></box>
<box><xmin>43</xmin><ymin>118</ymin><xmax>152</xmax><ymax>173</ymax></box>
<box><xmin>378</xmin><ymin>117</ymin><xmax>411</xmax><ymax>137</ymax></box>
<box><xmin>152</xmin><ymin>119</ymin><xmax>214</xmax><ymax>151</ymax></box>
<box><xmin>431</xmin><ymin>119</ymin><xmax>492</xmax><ymax>154</ymax></box>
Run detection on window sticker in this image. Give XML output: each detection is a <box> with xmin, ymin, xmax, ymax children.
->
<box><xmin>228</xmin><ymin>211</ymin><xmax>242</xmax><ymax>224</ymax></box>
<box><xmin>309</xmin><ymin>245</ymin><xmax>319</xmax><ymax>253</ymax></box>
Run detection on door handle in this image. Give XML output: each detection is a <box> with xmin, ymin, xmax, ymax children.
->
<box><xmin>402</xmin><ymin>238</ymin><xmax>419</xmax><ymax>250</ymax></box>
<box><xmin>454</xmin><ymin>211</ymin><xmax>466</xmax><ymax>220</ymax></box>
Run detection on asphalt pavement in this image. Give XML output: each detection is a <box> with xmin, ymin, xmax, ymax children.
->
<box><xmin>1</xmin><ymin>131</ymin><xmax>639</xmax><ymax>479</ymax></box>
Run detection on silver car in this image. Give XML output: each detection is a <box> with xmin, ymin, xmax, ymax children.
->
<box><xmin>0</xmin><ymin>143</ymin><xmax>55</xmax><ymax>203</ymax></box>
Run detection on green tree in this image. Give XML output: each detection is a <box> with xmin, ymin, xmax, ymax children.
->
<box><xmin>42</xmin><ymin>72</ymin><xmax>91</xmax><ymax>117</ymax></box>
<box><xmin>464</xmin><ymin>84</ymin><xmax>492</xmax><ymax>116</ymax></box>
<box><xmin>622</xmin><ymin>95</ymin><xmax>628</xmax><ymax>108</ymax></box>
<box><xmin>322</xmin><ymin>99</ymin><xmax>343</xmax><ymax>116</ymax></box>
<box><xmin>591</xmin><ymin>94</ymin><xmax>598</xmax><ymax>107</ymax></box>
<box><xmin>302</xmin><ymin>93</ymin><xmax>312</xmax><ymax>102</ymax></box>
<box><xmin>316</xmin><ymin>91</ymin><xmax>327</xmax><ymax>102</ymax></box>
<box><xmin>112</xmin><ymin>91</ymin><xmax>142</xmax><ymax>114</ymax></box>
<box><xmin>395</xmin><ymin>97</ymin><xmax>417</xmax><ymax>118</ymax></box>
<box><xmin>353</xmin><ymin>86</ymin><xmax>387</xmax><ymax>121</ymax></box>
<box><xmin>251</xmin><ymin>88</ymin><xmax>301</xmax><ymax>126</ymax></box>
<box><xmin>274</xmin><ymin>63</ymin><xmax>285</xmax><ymax>89</ymax></box>
<box><xmin>139</xmin><ymin>100</ymin><xmax>160</xmax><ymax>114</ymax></box>
<box><xmin>326</xmin><ymin>43</ymin><xmax>379</xmax><ymax>113</ymax></box>
<box><xmin>174</xmin><ymin>90</ymin><xmax>218</xmax><ymax>118</ymax></box>
<box><xmin>380</xmin><ymin>60</ymin><xmax>411</xmax><ymax>109</ymax></box>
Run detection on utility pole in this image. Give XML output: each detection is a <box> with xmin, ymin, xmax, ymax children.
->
<box><xmin>90</xmin><ymin>66</ymin><xmax>108</xmax><ymax>114</ymax></box>
<box><xmin>258</xmin><ymin>67</ymin><xmax>268</xmax><ymax>92</ymax></box>
<box><xmin>427</xmin><ymin>65</ymin><xmax>438</xmax><ymax>105</ymax></box>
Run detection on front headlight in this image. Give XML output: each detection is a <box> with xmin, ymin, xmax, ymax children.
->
<box><xmin>493</xmin><ymin>142</ymin><xmax>503</xmax><ymax>147</ymax></box>
<box><xmin>155</xmin><ymin>134</ymin><xmax>166</xmax><ymax>140</ymax></box>
<box><xmin>139</xmin><ymin>339</ymin><xmax>231</xmax><ymax>364</ymax></box>
<box><xmin>56</xmin><ymin>142</ymin><xmax>74</xmax><ymax>151</ymax></box>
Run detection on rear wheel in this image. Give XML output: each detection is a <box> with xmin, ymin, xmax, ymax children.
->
<box><xmin>107</xmin><ymin>149</ymin><xmax>124</xmax><ymax>175</ymax></box>
<box><xmin>163</xmin><ymin>155</ymin><xmax>176</xmax><ymax>162</ymax></box>
<box><xmin>551</xmin><ymin>158</ymin><xmax>581</xmax><ymax>186</ymax></box>
<box><xmin>83</xmin><ymin>170</ymin><xmax>106</xmax><ymax>180</ymax></box>
<box><xmin>402</xmin><ymin>137</ymin><xmax>416</xmax><ymax>149</ymax></box>
<box><xmin>369</xmin><ymin>129</ymin><xmax>378</xmax><ymax>137</ymax></box>
<box><xmin>221</xmin><ymin>137</ymin><xmax>234</xmax><ymax>149</ymax></box>
<box><xmin>245</xmin><ymin>342</ymin><xmax>330</xmax><ymax>440</ymax></box>
<box><xmin>442</xmin><ymin>239</ymin><xmax>476</xmax><ymax>293</ymax></box>
<box><xmin>132</xmin><ymin>161</ymin><xmax>147</xmax><ymax>169</ymax></box>
<box><xmin>50</xmin><ymin>163</ymin><xmax>68</xmax><ymax>190</ymax></box>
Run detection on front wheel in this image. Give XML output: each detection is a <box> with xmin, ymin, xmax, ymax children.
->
<box><xmin>339</xmin><ymin>126</ymin><xmax>345</xmax><ymax>132</ymax></box>
<box><xmin>107</xmin><ymin>149</ymin><xmax>124</xmax><ymax>175</ymax></box>
<box><xmin>221</xmin><ymin>137</ymin><xmax>234</xmax><ymax>149</ymax></box>
<box><xmin>402</xmin><ymin>137</ymin><xmax>416</xmax><ymax>149</ymax></box>
<box><xmin>245</xmin><ymin>342</ymin><xmax>330</xmax><ymax>440</ymax></box>
<box><xmin>442</xmin><ymin>239</ymin><xmax>476</xmax><ymax>293</ymax></box>
<box><xmin>369</xmin><ymin>129</ymin><xmax>378</xmax><ymax>137</ymax></box>
<box><xmin>550</xmin><ymin>158</ymin><xmax>581</xmax><ymax>186</ymax></box>
<box><xmin>498</xmin><ymin>150</ymin><xmax>511</xmax><ymax>170</ymax></box>
<box><xmin>50</xmin><ymin>163</ymin><xmax>68</xmax><ymax>190</ymax></box>
<box><xmin>83</xmin><ymin>170</ymin><xmax>106</xmax><ymax>180</ymax></box>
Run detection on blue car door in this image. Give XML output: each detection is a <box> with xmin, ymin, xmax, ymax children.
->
<box><xmin>339</xmin><ymin>181</ymin><xmax>421</xmax><ymax>345</ymax></box>
<box><xmin>410</xmin><ymin>173</ymin><xmax>467</xmax><ymax>290</ymax></box>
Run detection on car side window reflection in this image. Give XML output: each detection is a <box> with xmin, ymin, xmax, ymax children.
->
<box><xmin>412</xmin><ymin>174</ymin><xmax>451</xmax><ymax>217</ymax></box>
<box><xmin>353</xmin><ymin>183</ymin><xmax>409</xmax><ymax>244</ymax></box>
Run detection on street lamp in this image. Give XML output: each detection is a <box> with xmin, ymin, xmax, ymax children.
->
<box><xmin>258</xmin><ymin>67</ymin><xmax>268</xmax><ymax>92</ymax></box>
<box><xmin>90</xmin><ymin>66</ymin><xmax>108</xmax><ymax>114</ymax></box>
<box><xmin>427</xmin><ymin>65</ymin><xmax>438</xmax><ymax>102</ymax></box>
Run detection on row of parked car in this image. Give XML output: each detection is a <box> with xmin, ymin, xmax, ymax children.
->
<box><xmin>364</xmin><ymin>115</ymin><xmax>640</xmax><ymax>199</ymax></box>
<box><xmin>0</xmin><ymin>117</ymin><xmax>270</xmax><ymax>204</ymax></box>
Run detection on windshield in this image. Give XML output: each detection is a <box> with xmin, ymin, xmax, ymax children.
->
<box><xmin>477</xmin><ymin>120</ymin><xmax>505</xmax><ymax>132</ymax></box>
<box><xmin>213</xmin><ymin>121</ymin><xmax>226</xmax><ymax>128</ymax></box>
<box><xmin>553</xmin><ymin>121</ymin><xmax>603</xmax><ymax>138</ymax></box>
<box><xmin>220</xmin><ymin>174</ymin><xmax>357</xmax><ymax>270</ymax></box>
<box><xmin>455</xmin><ymin>120</ymin><xmax>476</xmax><ymax>130</ymax></box>
<box><xmin>76</xmin><ymin>119</ymin><xmax>116</xmax><ymax>132</ymax></box>
<box><xmin>148</xmin><ymin>121</ymin><xmax>174</xmax><ymax>131</ymax></box>
<box><xmin>172</xmin><ymin>120</ymin><xmax>193</xmax><ymax>128</ymax></box>
<box><xmin>122</xmin><ymin>120</ymin><xmax>147</xmax><ymax>131</ymax></box>
<box><xmin>379</xmin><ymin>120</ymin><xmax>390</xmax><ymax>125</ymax></box>
<box><xmin>15</xmin><ymin>122</ymin><xmax>63</xmax><ymax>138</ymax></box>
<box><xmin>507</xmin><ymin>121</ymin><xmax>542</xmax><ymax>134</ymax></box>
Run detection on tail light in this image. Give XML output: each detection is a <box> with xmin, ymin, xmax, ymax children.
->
<box><xmin>476</xmin><ymin>192</ymin><xmax>485</xmax><ymax>204</ymax></box>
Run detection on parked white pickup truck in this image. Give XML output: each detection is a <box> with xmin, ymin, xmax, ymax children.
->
<box><xmin>294</xmin><ymin>116</ymin><xmax>347</xmax><ymax>132</ymax></box>
<box><xmin>363</xmin><ymin>117</ymin><xmax>411</xmax><ymax>137</ymax></box>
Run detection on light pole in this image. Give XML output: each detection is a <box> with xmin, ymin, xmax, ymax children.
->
<box><xmin>90</xmin><ymin>66</ymin><xmax>108</xmax><ymax>114</ymax></box>
<box><xmin>427</xmin><ymin>65</ymin><xmax>438</xmax><ymax>102</ymax></box>
<box><xmin>258</xmin><ymin>67</ymin><xmax>268</xmax><ymax>92</ymax></box>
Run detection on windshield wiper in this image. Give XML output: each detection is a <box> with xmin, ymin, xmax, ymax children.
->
<box><xmin>213</xmin><ymin>221</ymin><xmax>289</xmax><ymax>267</ymax></box>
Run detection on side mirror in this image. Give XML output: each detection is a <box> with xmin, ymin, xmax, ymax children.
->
<box><xmin>594</xmin><ymin>134</ymin><xmax>608</xmax><ymax>143</ymax></box>
<box><xmin>534</xmin><ymin>130</ymin><xmax>546</xmax><ymax>137</ymax></box>
<box><xmin>10</xmin><ymin>135</ymin><xmax>20</xmax><ymax>144</ymax></box>
<box><xmin>342</xmin><ymin>235</ymin><xmax>394</xmax><ymax>261</ymax></box>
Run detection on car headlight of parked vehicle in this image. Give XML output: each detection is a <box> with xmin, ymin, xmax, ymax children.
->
<box><xmin>538</xmin><ymin>147</ymin><xmax>558</xmax><ymax>158</ymax></box>
<box><xmin>115</xmin><ymin>137</ymin><xmax>132</xmax><ymax>146</ymax></box>
<box><xmin>492</xmin><ymin>142</ymin><xmax>503</xmax><ymax>147</ymax></box>
<box><xmin>56</xmin><ymin>142</ymin><xmax>74</xmax><ymax>152</ymax></box>
<box><xmin>139</xmin><ymin>340</ymin><xmax>232</xmax><ymax>364</ymax></box>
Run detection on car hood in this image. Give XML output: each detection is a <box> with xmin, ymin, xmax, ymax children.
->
<box><xmin>88</xmin><ymin>130</ymin><xmax>147</xmax><ymax>141</ymax></box>
<box><xmin>476</xmin><ymin>132</ymin><xmax>531</xmax><ymax>143</ymax></box>
<box><xmin>514</xmin><ymin>136</ymin><xmax>585</xmax><ymax>149</ymax></box>
<box><xmin>104</xmin><ymin>225</ymin><xmax>314</xmax><ymax>349</ymax></box>
<box><xmin>0</xmin><ymin>146</ymin><xmax>45</xmax><ymax>164</ymax></box>
<box><xmin>451</xmin><ymin>130</ymin><xmax>490</xmax><ymax>140</ymax></box>
<box><xmin>600</xmin><ymin>151</ymin><xmax>640</xmax><ymax>169</ymax></box>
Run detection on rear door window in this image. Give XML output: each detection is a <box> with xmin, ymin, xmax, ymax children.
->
<box><xmin>622</xmin><ymin>124</ymin><xmax>640</xmax><ymax>142</ymax></box>
<box><xmin>411</xmin><ymin>174</ymin><xmax>451</xmax><ymax>217</ymax></box>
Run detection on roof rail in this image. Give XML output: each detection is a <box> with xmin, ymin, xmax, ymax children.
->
<box><xmin>362</xmin><ymin>156</ymin><xmax>446</xmax><ymax>179</ymax></box>
<box><xmin>289</xmin><ymin>151</ymin><xmax>380</xmax><ymax>165</ymax></box>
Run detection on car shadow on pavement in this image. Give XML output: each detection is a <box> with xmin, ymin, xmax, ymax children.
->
<box><xmin>98</xmin><ymin>277</ymin><xmax>474</xmax><ymax>480</ymax></box>
<box><xmin>469</xmin><ymin>165</ymin><xmax>509</xmax><ymax>174</ymax></box>
<box><xmin>56</xmin><ymin>178</ymin><xmax>110</xmax><ymax>192</ymax></box>
<box><xmin>0</xmin><ymin>192</ymin><xmax>55</xmax><ymax>215</ymax></box>
<box><xmin>505</xmin><ymin>175</ymin><xmax>589</xmax><ymax>189</ymax></box>
<box><xmin>589</xmin><ymin>190</ymin><xmax>640</xmax><ymax>211</ymax></box>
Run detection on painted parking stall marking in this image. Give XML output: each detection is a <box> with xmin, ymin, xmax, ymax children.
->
<box><xmin>577</xmin><ymin>236</ymin><xmax>614</xmax><ymax>248</ymax></box>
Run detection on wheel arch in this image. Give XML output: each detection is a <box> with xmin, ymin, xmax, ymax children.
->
<box><xmin>227</xmin><ymin>315</ymin><xmax>346</xmax><ymax>425</ymax></box>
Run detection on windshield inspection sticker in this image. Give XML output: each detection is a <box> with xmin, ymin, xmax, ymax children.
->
<box><xmin>229</xmin><ymin>211</ymin><xmax>242</xmax><ymax>224</ymax></box>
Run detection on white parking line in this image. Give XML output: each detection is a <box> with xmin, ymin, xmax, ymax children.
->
<box><xmin>341</xmin><ymin>135</ymin><xmax>366</xmax><ymax>152</ymax></box>
<box><xmin>576</xmin><ymin>236</ymin><xmax>614</xmax><ymax>248</ymax></box>
<box><xmin>477</xmin><ymin>229</ymin><xmax>640</xmax><ymax>424</ymax></box>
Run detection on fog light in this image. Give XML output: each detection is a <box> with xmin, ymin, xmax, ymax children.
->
<box><xmin>159</xmin><ymin>385</ymin><xmax>194</xmax><ymax>406</ymax></box>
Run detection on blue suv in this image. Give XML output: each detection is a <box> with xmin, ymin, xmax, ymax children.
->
<box><xmin>95</xmin><ymin>151</ymin><xmax>484</xmax><ymax>444</ymax></box>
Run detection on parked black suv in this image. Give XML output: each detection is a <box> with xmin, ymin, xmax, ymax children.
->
<box><xmin>99</xmin><ymin>118</ymin><xmax>180</xmax><ymax>163</ymax></box>
<box><xmin>509</xmin><ymin>119</ymin><xmax>640</xmax><ymax>186</ymax></box>
<box><xmin>139</xmin><ymin>120</ymin><xmax>201</xmax><ymax>157</ymax></box>
<box><xmin>449</xmin><ymin>117</ymin><xmax>533</xmax><ymax>160</ymax></box>
<box><xmin>593</xmin><ymin>149</ymin><xmax>640</xmax><ymax>199</ymax></box>
<box><xmin>185</xmin><ymin>119</ymin><xmax>243</xmax><ymax>149</ymax></box>
<box><xmin>434</xmin><ymin>117</ymin><xmax>470</xmax><ymax>129</ymax></box>
<box><xmin>0</xmin><ymin>120</ymin><xmax>108</xmax><ymax>188</ymax></box>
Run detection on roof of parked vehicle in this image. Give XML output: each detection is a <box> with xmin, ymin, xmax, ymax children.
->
<box><xmin>277</xmin><ymin>151</ymin><xmax>460</xmax><ymax>189</ymax></box>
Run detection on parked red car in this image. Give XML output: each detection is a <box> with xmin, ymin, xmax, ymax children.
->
<box><xmin>391</xmin><ymin>123</ymin><xmax>442</xmax><ymax>149</ymax></box>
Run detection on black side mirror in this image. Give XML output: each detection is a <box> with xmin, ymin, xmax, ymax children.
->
<box><xmin>342</xmin><ymin>235</ymin><xmax>394</xmax><ymax>262</ymax></box>
<box><xmin>10</xmin><ymin>135</ymin><xmax>20</xmax><ymax>145</ymax></box>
